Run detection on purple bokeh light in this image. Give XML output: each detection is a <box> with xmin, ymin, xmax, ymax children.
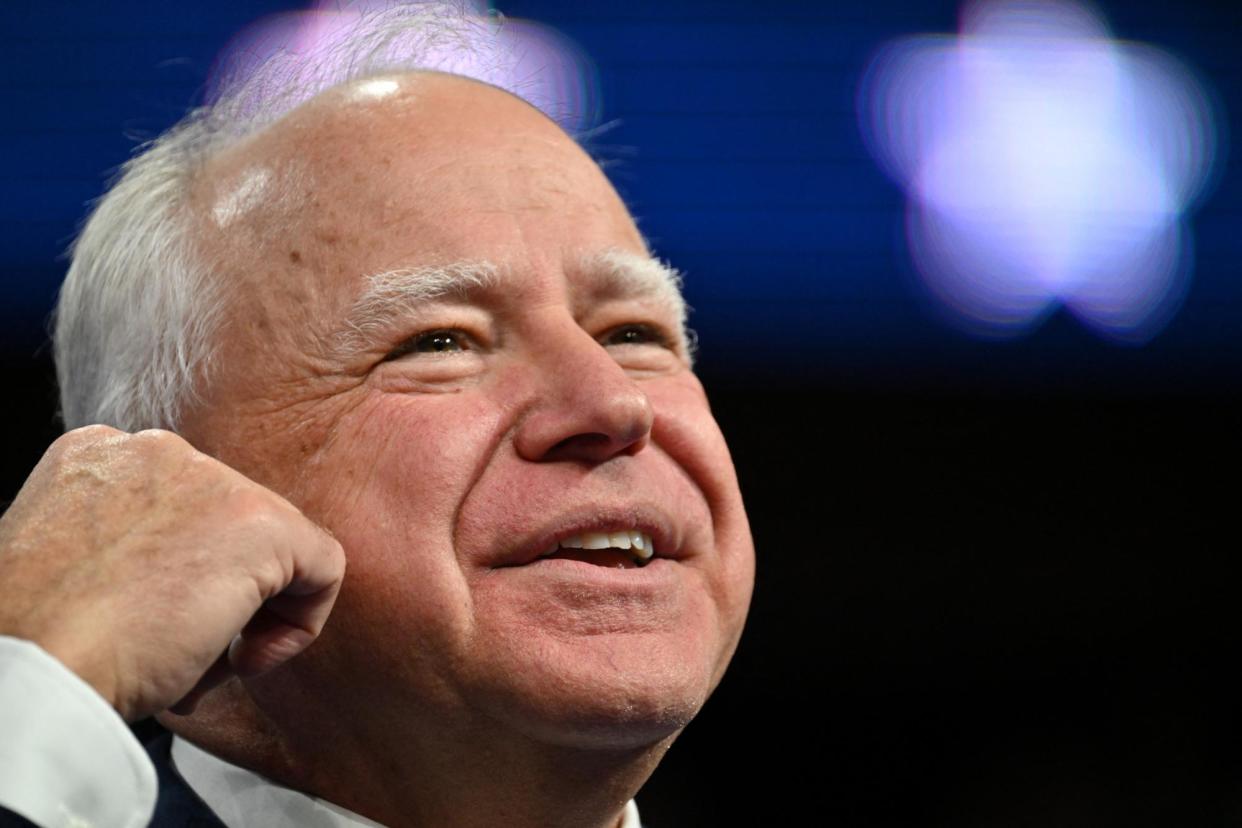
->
<box><xmin>858</xmin><ymin>0</ymin><xmax>1222</xmax><ymax>342</ymax></box>
<box><xmin>205</xmin><ymin>0</ymin><xmax>600</xmax><ymax>134</ymax></box>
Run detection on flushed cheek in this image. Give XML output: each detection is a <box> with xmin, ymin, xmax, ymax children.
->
<box><xmin>701</xmin><ymin>551</ymin><xmax>754</xmax><ymax>684</ymax></box>
<box><xmin>649</xmin><ymin>380</ymin><xmax>751</xmax><ymax>525</ymax></box>
<box><xmin>300</xmin><ymin>391</ymin><xmax>508</xmax><ymax>625</ymax></box>
<box><xmin>646</xmin><ymin>378</ymin><xmax>755</xmax><ymax>649</ymax></box>
<box><xmin>310</xmin><ymin>389</ymin><xmax>502</xmax><ymax>515</ymax></box>
<box><xmin>647</xmin><ymin>379</ymin><xmax>743</xmax><ymax>507</ymax></box>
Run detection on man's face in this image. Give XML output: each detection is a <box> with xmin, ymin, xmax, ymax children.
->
<box><xmin>187</xmin><ymin>74</ymin><xmax>754</xmax><ymax>750</ymax></box>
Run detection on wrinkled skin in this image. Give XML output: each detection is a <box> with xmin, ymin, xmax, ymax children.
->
<box><xmin>0</xmin><ymin>72</ymin><xmax>754</xmax><ymax>828</ymax></box>
<box><xmin>0</xmin><ymin>426</ymin><xmax>344</xmax><ymax>721</ymax></box>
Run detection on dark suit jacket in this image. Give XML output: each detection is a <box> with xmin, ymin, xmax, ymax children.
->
<box><xmin>0</xmin><ymin>728</ymin><xmax>226</xmax><ymax>828</ymax></box>
<box><xmin>145</xmin><ymin>730</ymin><xmax>228</xmax><ymax>827</ymax></box>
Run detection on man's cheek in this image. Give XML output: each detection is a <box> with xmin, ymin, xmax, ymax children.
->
<box><xmin>648</xmin><ymin>385</ymin><xmax>742</xmax><ymax>511</ymax></box>
<box><xmin>308</xmin><ymin>392</ymin><xmax>489</xmax><ymax>498</ymax></box>
<box><xmin>293</xmin><ymin>395</ymin><xmax>506</xmax><ymax>696</ymax></box>
<box><xmin>305</xmin><ymin>392</ymin><xmax>507</xmax><ymax>577</ymax></box>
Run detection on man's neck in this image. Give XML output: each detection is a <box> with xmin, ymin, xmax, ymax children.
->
<box><xmin>161</xmin><ymin>681</ymin><xmax>667</xmax><ymax>828</ymax></box>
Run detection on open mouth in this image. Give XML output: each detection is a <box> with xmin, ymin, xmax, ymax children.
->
<box><xmin>537</xmin><ymin>529</ymin><xmax>655</xmax><ymax>569</ymax></box>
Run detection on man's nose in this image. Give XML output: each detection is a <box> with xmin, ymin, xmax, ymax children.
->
<box><xmin>513</xmin><ymin>324</ymin><xmax>654</xmax><ymax>465</ymax></box>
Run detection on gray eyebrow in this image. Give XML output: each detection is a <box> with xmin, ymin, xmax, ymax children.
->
<box><xmin>579</xmin><ymin>249</ymin><xmax>687</xmax><ymax>325</ymax></box>
<box><xmin>326</xmin><ymin>250</ymin><xmax>691</xmax><ymax>362</ymax></box>
<box><xmin>579</xmin><ymin>249</ymin><xmax>693</xmax><ymax>360</ymax></box>
<box><xmin>330</xmin><ymin>260</ymin><xmax>500</xmax><ymax>359</ymax></box>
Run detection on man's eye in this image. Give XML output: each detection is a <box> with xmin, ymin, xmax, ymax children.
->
<box><xmin>385</xmin><ymin>330</ymin><xmax>470</xmax><ymax>361</ymax></box>
<box><xmin>600</xmin><ymin>324</ymin><xmax>671</xmax><ymax>348</ymax></box>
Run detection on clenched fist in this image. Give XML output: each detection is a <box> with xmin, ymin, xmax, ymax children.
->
<box><xmin>0</xmin><ymin>425</ymin><xmax>345</xmax><ymax>721</ymax></box>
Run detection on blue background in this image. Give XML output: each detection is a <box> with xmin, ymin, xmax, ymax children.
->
<box><xmin>4</xmin><ymin>2</ymin><xmax>1242</xmax><ymax>825</ymax></box>
<box><xmin>4</xmin><ymin>1</ymin><xmax>1240</xmax><ymax>389</ymax></box>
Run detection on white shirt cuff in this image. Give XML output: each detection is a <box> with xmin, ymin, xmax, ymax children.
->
<box><xmin>0</xmin><ymin>635</ymin><xmax>156</xmax><ymax>828</ymax></box>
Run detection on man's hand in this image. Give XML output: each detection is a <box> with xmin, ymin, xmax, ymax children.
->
<box><xmin>0</xmin><ymin>425</ymin><xmax>346</xmax><ymax>721</ymax></box>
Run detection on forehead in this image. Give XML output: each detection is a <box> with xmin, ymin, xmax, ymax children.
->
<box><xmin>197</xmin><ymin>74</ymin><xmax>644</xmax><ymax>282</ymax></box>
<box><xmin>188</xmin><ymin>74</ymin><xmax>662</xmax><ymax>377</ymax></box>
<box><xmin>190</xmin><ymin>75</ymin><xmax>659</xmax><ymax>369</ymax></box>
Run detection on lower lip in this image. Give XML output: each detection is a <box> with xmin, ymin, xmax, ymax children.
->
<box><xmin>498</xmin><ymin>556</ymin><xmax>681</xmax><ymax>590</ymax></box>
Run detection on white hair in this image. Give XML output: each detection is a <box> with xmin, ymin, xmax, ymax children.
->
<box><xmin>54</xmin><ymin>2</ymin><xmax>559</xmax><ymax>431</ymax></box>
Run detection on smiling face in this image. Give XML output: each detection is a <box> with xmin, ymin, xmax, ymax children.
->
<box><xmin>183</xmin><ymin>73</ymin><xmax>754</xmax><ymax>754</ymax></box>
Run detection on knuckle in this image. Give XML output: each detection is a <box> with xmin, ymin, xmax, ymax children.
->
<box><xmin>128</xmin><ymin>428</ymin><xmax>189</xmax><ymax>454</ymax></box>
<box><xmin>47</xmin><ymin>424</ymin><xmax>120</xmax><ymax>456</ymax></box>
<box><xmin>41</xmin><ymin>425</ymin><xmax>121</xmax><ymax>472</ymax></box>
<box><xmin>65</xmin><ymin>423</ymin><xmax>123</xmax><ymax>442</ymax></box>
<box><xmin>226</xmin><ymin>485</ymin><xmax>276</xmax><ymax>517</ymax></box>
<box><xmin>224</xmin><ymin>486</ymin><xmax>290</xmax><ymax>532</ymax></box>
<box><xmin>41</xmin><ymin>427</ymin><xmax>201</xmax><ymax>489</ymax></box>
<box><xmin>324</xmin><ymin>535</ymin><xmax>347</xmax><ymax>572</ymax></box>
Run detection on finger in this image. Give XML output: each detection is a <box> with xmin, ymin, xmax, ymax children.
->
<box><xmin>229</xmin><ymin>528</ymin><xmax>344</xmax><ymax>677</ymax></box>
<box><xmin>269</xmin><ymin>529</ymin><xmax>346</xmax><ymax>635</ymax></box>
<box><xmin>228</xmin><ymin>604</ymin><xmax>319</xmax><ymax>677</ymax></box>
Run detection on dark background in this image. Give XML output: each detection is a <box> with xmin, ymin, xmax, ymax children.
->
<box><xmin>3</xmin><ymin>1</ymin><xmax>1242</xmax><ymax>824</ymax></box>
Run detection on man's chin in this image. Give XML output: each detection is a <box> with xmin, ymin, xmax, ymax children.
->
<box><xmin>484</xmin><ymin>685</ymin><xmax>704</xmax><ymax>752</ymax></box>
<box><xmin>465</xmin><ymin>628</ymin><xmax>724</xmax><ymax>751</ymax></box>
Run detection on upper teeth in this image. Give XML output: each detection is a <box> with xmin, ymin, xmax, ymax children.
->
<box><xmin>548</xmin><ymin>530</ymin><xmax>655</xmax><ymax>560</ymax></box>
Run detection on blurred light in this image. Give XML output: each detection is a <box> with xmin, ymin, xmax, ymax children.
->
<box><xmin>858</xmin><ymin>0</ymin><xmax>1222</xmax><ymax>342</ymax></box>
<box><xmin>205</xmin><ymin>0</ymin><xmax>601</xmax><ymax>134</ymax></box>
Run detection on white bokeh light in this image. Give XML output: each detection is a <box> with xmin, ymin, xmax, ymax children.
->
<box><xmin>205</xmin><ymin>0</ymin><xmax>601</xmax><ymax>135</ymax></box>
<box><xmin>858</xmin><ymin>0</ymin><xmax>1222</xmax><ymax>342</ymax></box>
